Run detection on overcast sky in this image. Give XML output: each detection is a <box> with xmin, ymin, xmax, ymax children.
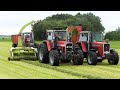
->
<box><xmin>0</xmin><ymin>11</ymin><xmax>120</xmax><ymax>35</ymax></box>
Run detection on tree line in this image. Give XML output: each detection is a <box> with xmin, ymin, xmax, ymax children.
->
<box><xmin>105</xmin><ymin>27</ymin><xmax>120</xmax><ymax>40</ymax></box>
<box><xmin>31</xmin><ymin>12</ymin><xmax>105</xmax><ymax>40</ymax></box>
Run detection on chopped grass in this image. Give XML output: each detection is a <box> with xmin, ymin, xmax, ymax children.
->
<box><xmin>0</xmin><ymin>40</ymin><xmax>120</xmax><ymax>79</ymax></box>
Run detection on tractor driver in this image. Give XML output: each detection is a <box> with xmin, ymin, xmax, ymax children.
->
<box><xmin>82</xmin><ymin>33</ymin><xmax>87</xmax><ymax>41</ymax></box>
<box><xmin>57</xmin><ymin>33</ymin><xmax>61</xmax><ymax>40</ymax></box>
<box><xmin>54</xmin><ymin>33</ymin><xmax>60</xmax><ymax>41</ymax></box>
<box><xmin>53</xmin><ymin>33</ymin><xmax>60</xmax><ymax>49</ymax></box>
<box><xmin>25</xmin><ymin>35</ymin><xmax>31</xmax><ymax>47</ymax></box>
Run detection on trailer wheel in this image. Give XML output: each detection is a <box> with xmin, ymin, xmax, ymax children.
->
<box><xmin>8</xmin><ymin>57</ymin><xmax>11</xmax><ymax>61</ymax></box>
<box><xmin>38</xmin><ymin>43</ymin><xmax>49</xmax><ymax>63</ymax></box>
<box><xmin>49</xmin><ymin>50</ymin><xmax>59</xmax><ymax>66</ymax></box>
<box><xmin>73</xmin><ymin>49</ymin><xmax>83</xmax><ymax>65</ymax></box>
<box><xmin>87</xmin><ymin>51</ymin><xmax>97</xmax><ymax>65</ymax></box>
<box><xmin>108</xmin><ymin>51</ymin><xmax>119</xmax><ymax>65</ymax></box>
<box><xmin>12</xmin><ymin>44</ymin><xmax>17</xmax><ymax>47</ymax></box>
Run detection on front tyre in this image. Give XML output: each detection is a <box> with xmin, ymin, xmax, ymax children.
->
<box><xmin>49</xmin><ymin>50</ymin><xmax>60</xmax><ymax>66</ymax></box>
<box><xmin>108</xmin><ymin>51</ymin><xmax>119</xmax><ymax>65</ymax></box>
<box><xmin>73</xmin><ymin>49</ymin><xmax>83</xmax><ymax>65</ymax></box>
<box><xmin>38</xmin><ymin>43</ymin><xmax>49</xmax><ymax>63</ymax></box>
<box><xmin>87</xmin><ymin>51</ymin><xmax>97</xmax><ymax>65</ymax></box>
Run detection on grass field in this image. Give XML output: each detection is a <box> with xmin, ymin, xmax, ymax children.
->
<box><xmin>0</xmin><ymin>39</ymin><xmax>120</xmax><ymax>79</ymax></box>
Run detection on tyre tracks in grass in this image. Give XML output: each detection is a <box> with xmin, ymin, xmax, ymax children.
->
<box><xmin>59</xmin><ymin>60</ymin><xmax>120</xmax><ymax>79</ymax></box>
<box><xmin>21</xmin><ymin>60</ymin><xmax>103</xmax><ymax>79</ymax></box>
<box><xmin>0</xmin><ymin>54</ymin><xmax>81</xmax><ymax>79</ymax></box>
<box><xmin>23</xmin><ymin>49</ymin><xmax>120</xmax><ymax>79</ymax></box>
<box><xmin>1</xmin><ymin>41</ymin><xmax>120</xmax><ymax>79</ymax></box>
<box><xmin>1</xmin><ymin>48</ymin><xmax>120</xmax><ymax>79</ymax></box>
<box><xmin>21</xmin><ymin>58</ymin><xmax>120</xmax><ymax>79</ymax></box>
<box><xmin>0</xmin><ymin>42</ymin><xmax>93</xmax><ymax>79</ymax></box>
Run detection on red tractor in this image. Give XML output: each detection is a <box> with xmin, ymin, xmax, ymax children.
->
<box><xmin>38</xmin><ymin>27</ymin><xmax>83</xmax><ymax>66</ymax></box>
<box><xmin>74</xmin><ymin>30</ymin><xmax>119</xmax><ymax>65</ymax></box>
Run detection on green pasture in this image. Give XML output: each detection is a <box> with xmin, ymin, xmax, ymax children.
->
<box><xmin>0</xmin><ymin>38</ymin><xmax>120</xmax><ymax>79</ymax></box>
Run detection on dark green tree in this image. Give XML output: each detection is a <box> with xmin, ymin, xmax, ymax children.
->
<box><xmin>31</xmin><ymin>13</ymin><xmax>105</xmax><ymax>40</ymax></box>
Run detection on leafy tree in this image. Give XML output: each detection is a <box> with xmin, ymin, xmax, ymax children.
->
<box><xmin>31</xmin><ymin>13</ymin><xmax>105</xmax><ymax>40</ymax></box>
<box><xmin>105</xmin><ymin>27</ymin><xmax>120</xmax><ymax>40</ymax></box>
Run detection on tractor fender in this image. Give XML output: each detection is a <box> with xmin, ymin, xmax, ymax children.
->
<box><xmin>80</xmin><ymin>42</ymin><xmax>87</xmax><ymax>52</ymax></box>
<box><xmin>75</xmin><ymin>42</ymin><xmax>87</xmax><ymax>52</ymax></box>
<box><xmin>43</xmin><ymin>40</ymin><xmax>51</xmax><ymax>52</ymax></box>
<box><xmin>110</xmin><ymin>48</ymin><xmax>115</xmax><ymax>53</ymax></box>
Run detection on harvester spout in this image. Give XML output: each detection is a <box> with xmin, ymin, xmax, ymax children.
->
<box><xmin>19</xmin><ymin>20</ymin><xmax>35</xmax><ymax>35</ymax></box>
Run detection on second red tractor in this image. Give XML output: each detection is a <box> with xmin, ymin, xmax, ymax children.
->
<box><xmin>70</xmin><ymin>25</ymin><xmax>119</xmax><ymax>65</ymax></box>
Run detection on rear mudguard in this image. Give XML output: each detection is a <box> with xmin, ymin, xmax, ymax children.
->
<box><xmin>43</xmin><ymin>40</ymin><xmax>51</xmax><ymax>52</ymax></box>
<box><xmin>80</xmin><ymin>42</ymin><xmax>87</xmax><ymax>52</ymax></box>
<box><xmin>76</xmin><ymin>42</ymin><xmax>87</xmax><ymax>52</ymax></box>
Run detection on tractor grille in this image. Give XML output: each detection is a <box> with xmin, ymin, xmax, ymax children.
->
<box><xmin>66</xmin><ymin>43</ymin><xmax>73</xmax><ymax>51</ymax></box>
<box><xmin>104</xmin><ymin>44</ymin><xmax>110</xmax><ymax>52</ymax></box>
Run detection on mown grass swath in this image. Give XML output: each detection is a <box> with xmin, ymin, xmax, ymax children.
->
<box><xmin>0</xmin><ymin>38</ymin><xmax>120</xmax><ymax>79</ymax></box>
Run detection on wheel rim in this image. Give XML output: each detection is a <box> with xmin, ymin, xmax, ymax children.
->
<box><xmin>88</xmin><ymin>55</ymin><xmax>92</xmax><ymax>64</ymax></box>
<box><xmin>39</xmin><ymin>49</ymin><xmax>43</xmax><ymax>60</ymax></box>
<box><xmin>50</xmin><ymin>54</ymin><xmax>54</xmax><ymax>64</ymax></box>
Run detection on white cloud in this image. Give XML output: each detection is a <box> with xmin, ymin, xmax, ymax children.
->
<box><xmin>0</xmin><ymin>11</ymin><xmax>120</xmax><ymax>35</ymax></box>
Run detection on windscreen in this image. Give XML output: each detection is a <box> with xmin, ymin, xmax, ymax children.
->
<box><xmin>80</xmin><ymin>33</ymin><xmax>88</xmax><ymax>41</ymax></box>
<box><xmin>54</xmin><ymin>31</ymin><xmax>66</xmax><ymax>41</ymax></box>
<box><xmin>91</xmin><ymin>33</ymin><xmax>103</xmax><ymax>42</ymax></box>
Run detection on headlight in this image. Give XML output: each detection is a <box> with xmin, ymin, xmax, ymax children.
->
<box><xmin>66</xmin><ymin>46</ymin><xmax>72</xmax><ymax>48</ymax></box>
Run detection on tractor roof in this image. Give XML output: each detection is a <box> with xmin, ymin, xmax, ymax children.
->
<box><xmin>47</xmin><ymin>30</ymin><xmax>66</xmax><ymax>32</ymax></box>
<box><xmin>22</xmin><ymin>32</ymin><xmax>33</xmax><ymax>34</ymax></box>
<box><xmin>80</xmin><ymin>31</ymin><xmax>103</xmax><ymax>34</ymax></box>
<box><xmin>80</xmin><ymin>31</ymin><xmax>91</xmax><ymax>33</ymax></box>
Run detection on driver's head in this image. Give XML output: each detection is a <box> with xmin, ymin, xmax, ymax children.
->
<box><xmin>26</xmin><ymin>35</ymin><xmax>30</xmax><ymax>41</ymax></box>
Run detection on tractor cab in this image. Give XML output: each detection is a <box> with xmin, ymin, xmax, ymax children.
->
<box><xmin>21</xmin><ymin>32</ymin><xmax>35</xmax><ymax>47</ymax></box>
<box><xmin>47</xmin><ymin>30</ymin><xmax>66</xmax><ymax>41</ymax></box>
<box><xmin>91</xmin><ymin>32</ymin><xmax>103</xmax><ymax>42</ymax></box>
<box><xmin>79</xmin><ymin>31</ymin><xmax>103</xmax><ymax>42</ymax></box>
<box><xmin>79</xmin><ymin>31</ymin><xmax>110</xmax><ymax>56</ymax></box>
<box><xmin>79</xmin><ymin>31</ymin><xmax>90</xmax><ymax>52</ymax></box>
<box><xmin>46</xmin><ymin>29</ymin><xmax>73</xmax><ymax>55</ymax></box>
<box><xmin>46</xmin><ymin>29</ymin><xmax>67</xmax><ymax>50</ymax></box>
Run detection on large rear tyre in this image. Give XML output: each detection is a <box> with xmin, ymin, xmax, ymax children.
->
<box><xmin>87</xmin><ymin>51</ymin><xmax>97</xmax><ymax>65</ymax></box>
<box><xmin>108</xmin><ymin>51</ymin><xmax>119</xmax><ymax>65</ymax></box>
<box><xmin>49</xmin><ymin>50</ymin><xmax>59</xmax><ymax>66</ymax></box>
<box><xmin>38</xmin><ymin>43</ymin><xmax>49</xmax><ymax>63</ymax></box>
<box><xmin>73</xmin><ymin>49</ymin><xmax>83</xmax><ymax>65</ymax></box>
